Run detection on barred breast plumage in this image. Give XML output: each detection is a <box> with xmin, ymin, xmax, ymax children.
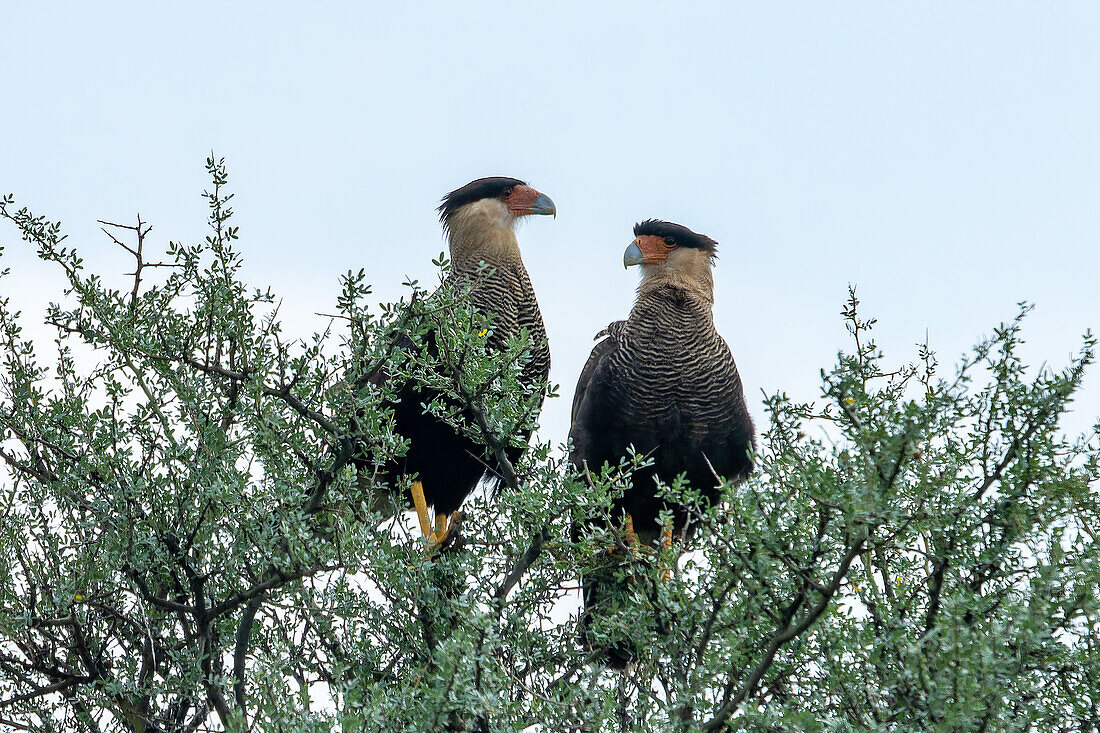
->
<box><xmin>604</xmin><ymin>289</ymin><xmax>742</xmax><ymax>429</ymax></box>
<box><xmin>450</xmin><ymin>256</ymin><xmax>550</xmax><ymax>389</ymax></box>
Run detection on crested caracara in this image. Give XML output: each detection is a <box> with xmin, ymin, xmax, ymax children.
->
<box><xmin>369</xmin><ymin>177</ymin><xmax>555</xmax><ymax>551</ymax></box>
<box><xmin>569</xmin><ymin>219</ymin><xmax>754</xmax><ymax>665</ymax></box>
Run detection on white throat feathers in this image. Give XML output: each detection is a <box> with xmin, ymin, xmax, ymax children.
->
<box><xmin>445</xmin><ymin>198</ymin><xmax>522</xmax><ymax>266</ymax></box>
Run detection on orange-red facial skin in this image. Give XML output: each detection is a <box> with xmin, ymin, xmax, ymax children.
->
<box><xmin>633</xmin><ymin>234</ymin><xmax>675</xmax><ymax>263</ymax></box>
<box><xmin>505</xmin><ymin>185</ymin><xmax>543</xmax><ymax>216</ymax></box>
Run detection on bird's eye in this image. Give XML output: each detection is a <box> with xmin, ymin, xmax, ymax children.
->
<box><xmin>501</xmin><ymin>187</ymin><xmax>512</xmax><ymax>198</ymax></box>
<box><xmin>663</xmin><ymin>237</ymin><xmax>676</xmax><ymax>248</ymax></box>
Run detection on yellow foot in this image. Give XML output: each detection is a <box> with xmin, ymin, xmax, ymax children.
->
<box><xmin>605</xmin><ymin>513</ymin><xmax>640</xmax><ymax>556</ymax></box>
<box><xmin>427</xmin><ymin>511</ymin><xmax>463</xmax><ymax>554</ymax></box>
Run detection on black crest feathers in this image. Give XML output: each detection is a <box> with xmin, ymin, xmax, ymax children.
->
<box><xmin>633</xmin><ymin>219</ymin><xmax>718</xmax><ymax>258</ymax></box>
<box><xmin>438</xmin><ymin>177</ymin><xmax>526</xmax><ymax>226</ymax></box>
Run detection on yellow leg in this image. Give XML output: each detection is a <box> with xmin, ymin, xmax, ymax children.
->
<box><xmin>623</xmin><ymin>513</ymin><xmax>636</xmax><ymax>547</ymax></box>
<box><xmin>410</xmin><ymin>481</ymin><xmax>432</xmax><ymax>539</ymax></box>
<box><xmin>659</xmin><ymin>523</ymin><xmax>674</xmax><ymax>580</ymax></box>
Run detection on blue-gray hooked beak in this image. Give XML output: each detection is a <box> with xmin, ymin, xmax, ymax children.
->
<box><xmin>623</xmin><ymin>241</ymin><xmax>645</xmax><ymax>268</ymax></box>
<box><xmin>528</xmin><ymin>192</ymin><xmax>556</xmax><ymax>218</ymax></box>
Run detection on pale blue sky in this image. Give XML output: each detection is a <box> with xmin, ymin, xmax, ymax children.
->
<box><xmin>3</xmin><ymin>3</ymin><xmax>1098</xmax><ymax>441</ymax></box>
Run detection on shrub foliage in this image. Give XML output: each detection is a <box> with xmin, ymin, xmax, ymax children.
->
<box><xmin>1</xmin><ymin>160</ymin><xmax>1098</xmax><ymax>731</ymax></box>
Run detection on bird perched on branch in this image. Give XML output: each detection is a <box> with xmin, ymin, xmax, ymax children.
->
<box><xmin>569</xmin><ymin>219</ymin><xmax>754</xmax><ymax>665</ymax></box>
<box><xmin>366</xmin><ymin>177</ymin><xmax>555</xmax><ymax>552</ymax></box>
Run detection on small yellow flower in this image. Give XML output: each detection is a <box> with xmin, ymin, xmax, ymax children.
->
<box><xmin>74</xmin><ymin>594</ymin><xmax>84</xmax><ymax>601</ymax></box>
<box><xmin>844</xmin><ymin>397</ymin><xmax>855</xmax><ymax>405</ymax></box>
<box><xmin>477</xmin><ymin>328</ymin><xmax>488</xmax><ymax>337</ymax></box>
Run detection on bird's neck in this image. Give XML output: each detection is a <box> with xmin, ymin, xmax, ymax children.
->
<box><xmin>446</xmin><ymin>200</ymin><xmax>522</xmax><ymax>269</ymax></box>
<box><xmin>636</xmin><ymin>262</ymin><xmax>715</xmax><ymax>309</ymax></box>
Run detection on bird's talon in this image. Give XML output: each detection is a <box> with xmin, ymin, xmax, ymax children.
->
<box><xmin>426</xmin><ymin>510</ymin><xmax>464</xmax><ymax>555</ymax></box>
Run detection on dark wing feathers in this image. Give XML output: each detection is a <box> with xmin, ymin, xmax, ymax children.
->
<box><xmin>570</xmin><ymin>322</ymin><xmax>623</xmax><ymax>423</ymax></box>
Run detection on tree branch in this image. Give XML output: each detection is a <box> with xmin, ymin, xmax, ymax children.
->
<box><xmin>702</xmin><ymin>530</ymin><xmax>868</xmax><ymax>731</ymax></box>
